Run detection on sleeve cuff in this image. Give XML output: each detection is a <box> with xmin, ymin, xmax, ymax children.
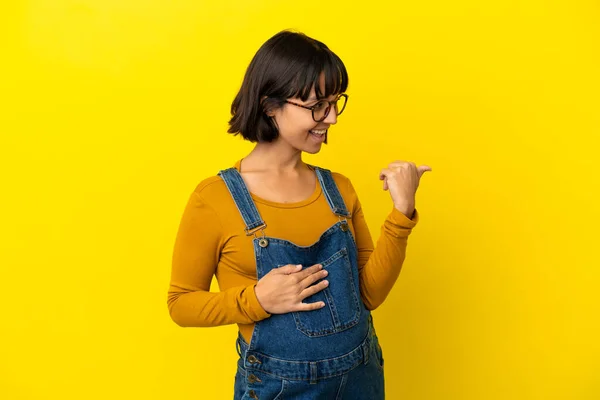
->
<box><xmin>246</xmin><ymin>284</ymin><xmax>272</xmax><ymax>321</ymax></box>
<box><xmin>388</xmin><ymin>207</ymin><xmax>419</xmax><ymax>228</ymax></box>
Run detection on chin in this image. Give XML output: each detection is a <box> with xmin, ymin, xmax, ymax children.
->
<box><xmin>303</xmin><ymin>147</ymin><xmax>322</xmax><ymax>155</ymax></box>
<box><xmin>304</xmin><ymin>141</ymin><xmax>327</xmax><ymax>155</ymax></box>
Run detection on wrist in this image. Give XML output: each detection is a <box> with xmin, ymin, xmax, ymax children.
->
<box><xmin>253</xmin><ymin>284</ymin><xmax>270</xmax><ymax>313</ymax></box>
<box><xmin>394</xmin><ymin>203</ymin><xmax>415</xmax><ymax>218</ymax></box>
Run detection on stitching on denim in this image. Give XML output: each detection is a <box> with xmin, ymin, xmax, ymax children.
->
<box><xmin>218</xmin><ymin>169</ymin><xmax>264</xmax><ymax>231</ymax></box>
<box><xmin>335</xmin><ymin>373</ymin><xmax>348</xmax><ymax>400</ymax></box>
<box><xmin>314</xmin><ymin>167</ymin><xmax>351</xmax><ymax>217</ymax></box>
<box><xmin>239</xmin><ymin>338</ymin><xmax>372</xmax><ymax>382</ymax></box>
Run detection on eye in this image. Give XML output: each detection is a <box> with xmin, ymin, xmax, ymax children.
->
<box><xmin>313</xmin><ymin>101</ymin><xmax>328</xmax><ymax>111</ymax></box>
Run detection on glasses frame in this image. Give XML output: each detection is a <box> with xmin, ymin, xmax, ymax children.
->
<box><xmin>283</xmin><ymin>93</ymin><xmax>348</xmax><ymax>122</ymax></box>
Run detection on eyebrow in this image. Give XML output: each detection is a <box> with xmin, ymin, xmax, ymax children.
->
<box><xmin>306</xmin><ymin>95</ymin><xmax>337</xmax><ymax>102</ymax></box>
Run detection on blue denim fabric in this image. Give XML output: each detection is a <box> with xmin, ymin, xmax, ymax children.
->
<box><xmin>218</xmin><ymin>166</ymin><xmax>385</xmax><ymax>399</ymax></box>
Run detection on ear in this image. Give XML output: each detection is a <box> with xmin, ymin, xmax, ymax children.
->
<box><xmin>261</xmin><ymin>96</ymin><xmax>276</xmax><ymax>117</ymax></box>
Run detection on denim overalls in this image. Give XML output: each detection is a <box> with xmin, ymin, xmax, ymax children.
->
<box><xmin>218</xmin><ymin>165</ymin><xmax>385</xmax><ymax>400</ymax></box>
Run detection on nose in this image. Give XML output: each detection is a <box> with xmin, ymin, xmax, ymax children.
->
<box><xmin>322</xmin><ymin>106</ymin><xmax>338</xmax><ymax>125</ymax></box>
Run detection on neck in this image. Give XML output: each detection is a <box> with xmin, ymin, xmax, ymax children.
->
<box><xmin>242</xmin><ymin>141</ymin><xmax>306</xmax><ymax>173</ymax></box>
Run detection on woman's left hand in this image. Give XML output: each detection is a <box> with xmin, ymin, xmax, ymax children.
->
<box><xmin>379</xmin><ymin>160</ymin><xmax>432</xmax><ymax>218</ymax></box>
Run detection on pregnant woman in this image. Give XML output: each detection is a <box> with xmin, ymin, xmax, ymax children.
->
<box><xmin>167</xmin><ymin>29</ymin><xmax>431</xmax><ymax>399</ymax></box>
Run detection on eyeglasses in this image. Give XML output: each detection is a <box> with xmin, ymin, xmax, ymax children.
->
<box><xmin>284</xmin><ymin>93</ymin><xmax>348</xmax><ymax>122</ymax></box>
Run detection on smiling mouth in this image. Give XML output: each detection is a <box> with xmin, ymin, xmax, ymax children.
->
<box><xmin>309</xmin><ymin>129</ymin><xmax>327</xmax><ymax>136</ymax></box>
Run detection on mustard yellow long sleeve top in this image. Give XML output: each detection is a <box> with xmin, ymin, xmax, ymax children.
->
<box><xmin>167</xmin><ymin>160</ymin><xmax>419</xmax><ymax>344</ymax></box>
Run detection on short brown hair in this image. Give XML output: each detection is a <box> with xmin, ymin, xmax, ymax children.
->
<box><xmin>228</xmin><ymin>30</ymin><xmax>348</xmax><ymax>143</ymax></box>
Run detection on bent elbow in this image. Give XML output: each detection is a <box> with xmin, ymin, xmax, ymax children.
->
<box><xmin>362</xmin><ymin>297</ymin><xmax>381</xmax><ymax>311</ymax></box>
<box><xmin>167</xmin><ymin>296</ymin><xmax>189</xmax><ymax>327</ymax></box>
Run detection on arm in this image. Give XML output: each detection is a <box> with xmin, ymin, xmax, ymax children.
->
<box><xmin>167</xmin><ymin>190</ymin><xmax>271</xmax><ymax>327</ymax></box>
<box><xmin>348</xmin><ymin>179</ymin><xmax>419</xmax><ymax>310</ymax></box>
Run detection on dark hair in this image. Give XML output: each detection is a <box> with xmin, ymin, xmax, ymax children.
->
<box><xmin>227</xmin><ymin>30</ymin><xmax>348</xmax><ymax>143</ymax></box>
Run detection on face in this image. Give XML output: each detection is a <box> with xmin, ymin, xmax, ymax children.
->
<box><xmin>267</xmin><ymin>75</ymin><xmax>341</xmax><ymax>154</ymax></box>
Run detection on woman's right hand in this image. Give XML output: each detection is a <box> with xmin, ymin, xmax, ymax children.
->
<box><xmin>254</xmin><ymin>264</ymin><xmax>329</xmax><ymax>314</ymax></box>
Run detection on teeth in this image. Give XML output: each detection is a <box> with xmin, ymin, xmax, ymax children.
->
<box><xmin>310</xmin><ymin>129</ymin><xmax>327</xmax><ymax>135</ymax></box>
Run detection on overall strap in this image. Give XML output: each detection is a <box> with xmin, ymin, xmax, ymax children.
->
<box><xmin>312</xmin><ymin>166</ymin><xmax>351</xmax><ymax>218</ymax></box>
<box><xmin>217</xmin><ymin>168</ymin><xmax>266</xmax><ymax>235</ymax></box>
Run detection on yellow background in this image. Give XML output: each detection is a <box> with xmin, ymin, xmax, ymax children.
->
<box><xmin>1</xmin><ymin>1</ymin><xmax>599</xmax><ymax>399</ymax></box>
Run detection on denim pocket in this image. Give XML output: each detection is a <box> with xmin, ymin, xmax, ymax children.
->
<box><xmin>292</xmin><ymin>247</ymin><xmax>361</xmax><ymax>337</ymax></box>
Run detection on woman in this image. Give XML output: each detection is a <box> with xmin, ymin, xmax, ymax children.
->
<box><xmin>168</xmin><ymin>30</ymin><xmax>431</xmax><ymax>399</ymax></box>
